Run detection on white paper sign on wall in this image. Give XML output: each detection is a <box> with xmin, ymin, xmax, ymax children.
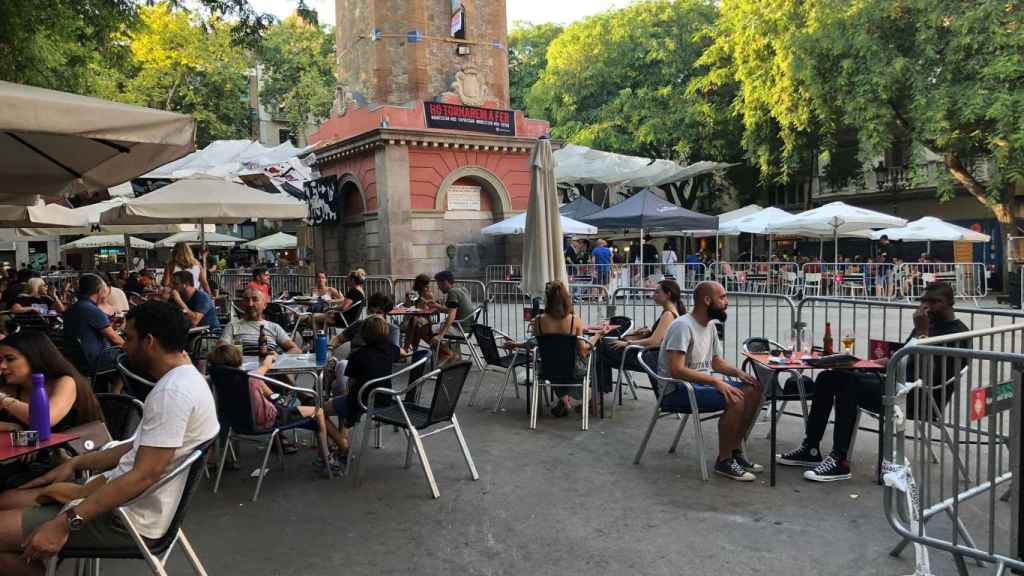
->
<box><xmin>446</xmin><ymin>185</ymin><xmax>481</xmax><ymax>211</ymax></box>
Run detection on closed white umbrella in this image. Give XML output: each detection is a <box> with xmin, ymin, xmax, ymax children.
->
<box><xmin>482</xmin><ymin>212</ymin><xmax>596</xmax><ymax>236</ymax></box>
<box><xmin>521</xmin><ymin>139</ymin><xmax>566</xmax><ymax>297</ymax></box>
<box><xmin>0</xmin><ymin>80</ymin><xmax>194</xmax><ymax>202</ymax></box>
<box><xmin>767</xmin><ymin>201</ymin><xmax>907</xmax><ymax>262</ymax></box>
<box><xmin>241</xmin><ymin>231</ymin><xmax>298</xmax><ymax>251</ymax></box>
<box><xmin>155</xmin><ymin>230</ymin><xmax>243</xmax><ymax>248</ymax></box>
<box><xmin>60</xmin><ymin>235</ymin><xmax>153</xmax><ymax>251</ymax></box>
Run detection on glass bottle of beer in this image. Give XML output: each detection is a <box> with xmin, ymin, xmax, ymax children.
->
<box><xmin>258</xmin><ymin>324</ymin><xmax>269</xmax><ymax>360</ymax></box>
<box><xmin>823</xmin><ymin>322</ymin><xmax>834</xmax><ymax>355</ymax></box>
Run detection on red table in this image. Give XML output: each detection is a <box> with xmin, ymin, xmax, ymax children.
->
<box><xmin>388</xmin><ymin>306</ymin><xmax>436</xmax><ymax>317</ymax></box>
<box><xmin>0</xmin><ymin>432</ymin><xmax>80</xmax><ymax>462</ymax></box>
<box><xmin>743</xmin><ymin>352</ymin><xmax>885</xmax><ymax>486</ymax></box>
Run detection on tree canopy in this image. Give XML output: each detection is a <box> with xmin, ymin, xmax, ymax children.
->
<box><xmin>697</xmin><ymin>0</ymin><xmax>1024</xmax><ymax>233</ymax></box>
<box><xmin>507</xmin><ymin>22</ymin><xmax>563</xmax><ymax>115</ymax></box>
<box><xmin>259</xmin><ymin>15</ymin><xmax>336</xmax><ymax>142</ymax></box>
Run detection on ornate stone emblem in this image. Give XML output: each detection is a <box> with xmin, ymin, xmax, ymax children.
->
<box><xmin>448</xmin><ymin>68</ymin><xmax>490</xmax><ymax>107</ymax></box>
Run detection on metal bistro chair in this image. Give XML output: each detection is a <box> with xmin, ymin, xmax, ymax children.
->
<box><xmin>467</xmin><ymin>324</ymin><xmax>529</xmax><ymax>409</ymax></box>
<box><xmin>208</xmin><ymin>365</ymin><xmax>333</xmax><ymax>501</ymax></box>
<box><xmin>352</xmin><ymin>360</ymin><xmax>478</xmax><ymax>499</ymax></box>
<box><xmin>95</xmin><ymin>393</ymin><xmax>146</xmax><ymax>442</ymax></box>
<box><xmin>438</xmin><ymin>305</ymin><xmax>486</xmax><ymax>370</ymax></box>
<box><xmin>531</xmin><ymin>333</ymin><xmax>595</xmax><ymax>431</ymax></box>
<box><xmin>741</xmin><ymin>337</ymin><xmax>814</xmax><ymax>437</ymax></box>
<box><xmin>45</xmin><ymin>438</ymin><xmax>216</xmax><ymax>576</ymax></box>
<box><xmin>633</xmin><ymin>350</ymin><xmax>724</xmax><ymax>482</ymax></box>
<box><xmin>117</xmin><ymin>356</ymin><xmax>157</xmax><ymax>402</ymax></box>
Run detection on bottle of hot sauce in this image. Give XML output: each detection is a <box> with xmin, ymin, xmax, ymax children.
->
<box><xmin>823</xmin><ymin>322</ymin><xmax>834</xmax><ymax>355</ymax></box>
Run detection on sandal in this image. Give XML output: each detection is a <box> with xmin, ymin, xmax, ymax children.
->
<box><xmin>551</xmin><ymin>402</ymin><xmax>568</xmax><ymax>417</ymax></box>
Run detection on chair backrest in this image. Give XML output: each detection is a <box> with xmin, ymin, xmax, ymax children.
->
<box><xmin>637</xmin><ymin>348</ymin><xmax>667</xmax><ymax>397</ymax></box>
<box><xmin>805</xmin><ymin>273</ymin><xmax>822</xmax><ymax>283</ymax></box>
<box><xmin>742</xmin><ymin>337</ymin><xmax>771</xmax><ymax>354</ymax></box>
<box><xmin>146</xmin><ymin>438</ymin><xmax>216</xmax><ymax>554</ymax></box>
<box><xmin>535</xmin><ymin>333</ymin><xmax>581</xmax><ymax>384</ymax></box>
<box><xmin>472</xmin><ymin>324</ymin><xmax>503</xmax><ymax>366</ymax></box>
<box><xmin>607</xmin><ymin>315</ymin><xmax>633</xmax><ymax>338</ymax></box>
<box><xmin>207</xmin><ymin>365</ymin><xmax>261</xmax><ymax>435</ymax></box>
<box><xmin>95</xmin><ymin>393</ymin><xmax>145</xmax><ymax>441</ymax></box>
<box><xmin>427</xmin><ymin>360</ymin><xmax>472</xmax><ymax>426</ymax></box>
<box><xmin>117</xmin><ymin>357</ymin><xmax>156</xmax><ymax>402</ymax></box>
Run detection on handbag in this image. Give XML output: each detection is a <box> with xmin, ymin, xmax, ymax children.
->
<box><xmin>65</xmin><ymin>420</ymin><xmax>114</xmax><ymax>456</ymax></box>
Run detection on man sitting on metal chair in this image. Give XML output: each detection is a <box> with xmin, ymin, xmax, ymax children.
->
<box><xmin>659</xmin><ymin>281</ymin><xmax>762</xmax><ymax>482</ymax></box>
<box><xmin>0</xmin><ymin>301</ymin><xmax>219</xmax><ymax>575</ymax></box>
<box><xmin>426</xmin><ymin>270</ymin><xmax>476</xmax><ymax>366</ymax></box>
<box><xmin>777</xmin><ymin>282</ymin><xmax>968</xmax><ymax>482</ymax></box>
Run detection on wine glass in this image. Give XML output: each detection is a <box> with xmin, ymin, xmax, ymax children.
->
<box><xmin>800</xmin><ymin>326</ymin><xmax>813</xmax><ymax>356</ymax></box>
<box><xmin>783</xmin><ymin>328</ymin><xmax>797</xmax><ymax>361</ymax></box>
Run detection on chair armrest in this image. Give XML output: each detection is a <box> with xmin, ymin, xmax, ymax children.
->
<box><xmin>362</xmin><ymin>355</ymin><xmax>429</xmax><ymax>390</ymax></box>
<box><xmin>491</xmin><ymin>328</ymin><xmax>516</xmax><ymax>341</ymax></box>
<box><xmin>121</xmin><ymin>447</ymin><xmax>204</xmax><ymax>505</ymax></box>
<box><xmin>247</xmin><ymin>371</ymin><xmax>321</xmax><ymax>404</ymax></box>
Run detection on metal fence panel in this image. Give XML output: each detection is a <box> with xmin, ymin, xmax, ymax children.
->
<box><xmin>881</xmin><ymin>326</ymin><xmax>1024</xmax><ymax>574</ymax></box>
<box><xmin>711</xmin><ymin>262</ymin><xmax>801</xmax><ymax>297</ymax></box>
<box><xmin>899</xmin><ymin>262</ymin><xmax>988</xmax><ymax>302</ymax></box>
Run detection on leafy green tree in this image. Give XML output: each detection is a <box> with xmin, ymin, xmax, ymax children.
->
<box><xmin>507</xmin><ymin>22</ymin><xmax>563</xmax><ymax>114</ymax></box>
<box><xmin>697</xmin><ymin>0</ymin><xmax>1024</xmax><ymax>243</ymax></box>
<box><xmin>115</xmin><ymin>3</ymin><xmax>253</xmax><ymax>146</ymax></box>
<box><xmin>526</xmin><ymin>0</ymin><xmax>747</xmax><ymax>209</ymax></box>
<box><xmin>258</xmin><ymin>15</ymin><xmax>335</xmax><ymax>143</ymax></box>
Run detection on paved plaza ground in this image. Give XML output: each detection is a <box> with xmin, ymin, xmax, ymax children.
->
<box><xmin>81</xmin><ymin>366</ymin><xmax>994</xmax><ymax>576</ymax></box>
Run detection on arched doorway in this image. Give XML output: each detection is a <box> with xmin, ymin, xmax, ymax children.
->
<box><xmin>338</xmin><ymin>178</ymin><xmax>366</xmax><ymax>274</ymax></box>
<box><xmin>436</xmin><ymin>167</ymin><xmax>513</xmax><ymax>276</ymax></box>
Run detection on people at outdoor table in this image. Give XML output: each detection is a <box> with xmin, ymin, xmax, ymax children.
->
<box><xmin>332</xmin><ymin>268</ymin><xmax>367</xmax><ymax>327</ymax></box>
<box><xmin>658</xmin><ymin>281</ymin><xmax>763</xmax><ymax>482</ymax></box>
<box><xmin>163</xmin><ymin>242</ymin><xmax>210</xmax><ymax>294</ymax></box>
<box><xmin>311</xmin><ymin>271</ymin><xmax>342</xmax><ymax>304</ymax></box>
<box><xmin>422</xmin><ymin>270</ymin><xmax>476</xmax><ymax>366</ymax></box>
<box><xmin>596</xmin><ymin>279</ymin><xmax>683</xmax><ymax>395</ymax></box>
<box><xmin>219</xmin><ymin>288</ymin><xmax>300</xmax><ymax>355</ymax></box>
<box><xmin>401</xmin><ymin>273</ymin><xmax>437</xmax><ymax>350</ymax></box>
<box><xmin>206</xmin><ymin>344</ymin><xmax>342</xmax><ymax>474</ymax></box>
<box><xmin>0</xmin><ymin>301</ymin><xmax>219</xmax><ymax>575</ymax></box>
<box><xmin>322</xmin><ymin>316</ymin><xmax>407</xmax><ymax>459</ymax></box>
<box><xmin>0</xmin><ymin>269</ymin><xmax>33</xmax><ymax>311</ymax></box>
<box><xmin>169</xmin><ymin>270</ymin><xmax>221</xmax><ymax>334</ymax></box>
<box><xmin>777</xmin><ymin>282</ymin><xmax>969</xmax><ymax>482</ymax></box>
<box><xmin>63</xmin><ymin>274</ymin><xmax>125</xmax><ymax>379</ymax></box>
<box><xmin>9</xmin><ymin>278</ymin><xmax>64</xmax><ymax>316</ymax></box>
<box><xmin>247</xmin><ymin>267</ymin><xmax>272</xmax><ymax>301</ymax></box>
<box><xmin>97</xmin><ymin>282</ymin><xmax>129</xmax><ymax>316</ymax></box>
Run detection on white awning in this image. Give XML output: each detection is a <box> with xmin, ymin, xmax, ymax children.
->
<box><xmin>871</xmin><ymin>217</ymin><xmax>990</xmax><ymax>243</ymax></box>
<box><xmin>60</xmin><ymin>235</ymin><xmax>154</xmax><ymax>251</ymax></box>
<box><xmin>241</xmin><ymin>231</ymin><xmax>298</xmax><ymax>250</ymax></box>
<box><xmin>482</xmin><ymin>212</ymin><xmax>596</xmax><ymax>236</ymax></box>
<box><xmin>156</xmin><ymin>230</ymin><xmax>244</xmax><ymax>248</ymax></box>
<box><xmin>553</xmin><ymin>144</ymin><xmax>735</xmax><ymax>188</ymax></box>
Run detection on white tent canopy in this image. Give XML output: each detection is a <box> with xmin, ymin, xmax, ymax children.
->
<box><xmin>0</xmin><ymin>201</ymin><xmax>87</xmax><ymax>228</ymax></box>
<box><xmin>720</xmin><ymin>207</ymin><xmax>794</xmax><ymax>235</ymax></box>
<box><xmin>766</xmin><ymin>202</ymin><xmax>906</xmax><ymax>238</ymax></box>
<box><xmin>242</xmin><ymin>231</ymin><xmax>297</xmax><ymax>251</ymax></box>
<box><xmin>60</xmin><ymin>235</ymin><xmax>153</xmax><ymax>251</ymax></box>
<box><xmin>156</xmin><ymin>230</ymin><xmax>243</xmax><ymax>248</ymax></box>
<box><xmin>18</xmin><ymin>197</ymin><xmax>204</xmax><ymax>237</ymax></box>
<box><xmin>143</xmin><ymin>140</ymin><xmax>309</xmax><ymax>180</ymax></box>
<box><xmin>99</xmin><ymin>175</ymin><xmax>307</xmax><ymax>226</ymax></box>
<box><xmin>0</xmin><ymin>80</ymin><xmax>194</xmax><ymax>202</ymax></box>
<box><xmin>553</xmin><ymin>144</ymin><xmax>735</xmax><ymax>188</ymax></box>
<box><xmin>871</xmin><ymin>217</ymin><xmax>990</xmax><ymax>243</ymax></box>
<box><xmin>482</xmin><ymin>212</ymin><xmax>596</xmax><ymax>236</ymax></box>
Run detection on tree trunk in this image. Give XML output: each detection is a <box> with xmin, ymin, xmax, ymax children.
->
<box><xmin>944</xmin><ymin>151</ymin><xmax>1017</xmax><ymax>290</ymax></box>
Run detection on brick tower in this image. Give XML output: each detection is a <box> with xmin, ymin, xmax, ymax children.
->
<box><xmin>334</xmin><ymin>0</ymin><xmax>510</xmax><ymax>110</ymax></box>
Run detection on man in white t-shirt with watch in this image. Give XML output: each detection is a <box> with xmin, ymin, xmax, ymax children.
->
<box><xmin>0</xmin><ymin>300</ymin><xmax>218</xmax><ymax>574</ymax></box>
<box><xmin>658</xmin><ymin>281</ymin><xmax>763</xmax><ymax>482</ymax></box>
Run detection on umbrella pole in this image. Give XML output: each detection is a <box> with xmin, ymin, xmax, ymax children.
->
<box><xmin>819</xmin><ymin>238</ymin><xmax>823</xmax><ymax>261</ymax></box>
<box><xmin>123</xmin><ymin>233</ymin><xmax>131</xmax><ymax>270</ymax></box>
<box><xmin>200</xmin><ymin>223</ymin><xmax>207</xmax><ymax>268</ymax></box>
<box><xmin>927</xmin><ymin>240</ymin><xmax>931</xmax><ymax>254</ymax></box>
<box><xmin>833</xmin><ymin>228</ymin><xmax>839</xmax><ymax>263</ymax></box>
<box><xmin>750</xmin><ymin>234</ymin><xmax>754</xmax><ymax>263</ymax></box>
<box><xmin>715</xmin><ymin>233</ymin><xmax>719</xmax><ymax>263</ymax></box>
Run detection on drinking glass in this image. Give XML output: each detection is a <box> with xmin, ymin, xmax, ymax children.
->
<box><xmin>800</xmin><ymin>327</ymin><xmax>813</xmax><ymax>356</ymax></box>
<box><xmin>842</xmin><ymin>331</ymin><xmax>856</xmax><ymax>355</ymax></box>
<box><xmin>783</xmin><ymin>328</ymin><xmax>797</xmax><ymax>360</ymax></box>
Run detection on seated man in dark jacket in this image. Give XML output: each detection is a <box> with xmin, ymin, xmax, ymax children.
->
<box><xmin>777</xmin><ymin>282</ymin><xmax>968</xmax><ymax>482</ymax></box>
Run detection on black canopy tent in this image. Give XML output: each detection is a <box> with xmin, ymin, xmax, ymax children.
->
<box><xmin>581</xmin><ymin>188</ymin><xmax>718</xmax><ymax>231</ymax></box>
<box><xmin>558</xmin><ymin>197</ymin><xmax>603</xmax><ymax>221</ymax></box>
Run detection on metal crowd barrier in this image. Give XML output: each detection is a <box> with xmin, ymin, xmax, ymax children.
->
<box><xmin>486</xmin><ymin>264</ymin><xmax>522</xmax><ymax>283</ymax></box>
<box><xmin>900</xmin><ymin>263</ymin><xmax>988</xmax><ymax>304</ymax></box>
<box><xmin>483</xmin><ymin>280</ymin><xmax>610</xmax><ymax>342</ymax></box>
<box><xmin>711</xmin><ymin>262</ymin><xmax>801</xmax><ymax>297</ymax></box>
<box><xmin>881</xmin><ymin>325</ymin><xmax>1024</xmax><ymax>575</ymax></box>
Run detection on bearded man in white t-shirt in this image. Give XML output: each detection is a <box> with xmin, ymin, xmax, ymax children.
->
<box><xmin>657</xmin><ymin>281</ymin><xmax>763</xmax><ymax>482</ymax></box>
<box><xmin>0</xmin><ymin>300</ymin><xmax>219</xmax><ymax>574</ymax></box>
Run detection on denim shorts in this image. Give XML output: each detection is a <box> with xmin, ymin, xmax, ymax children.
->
<box><xmin>660</xmin><ymin>377</ymin><xmax>745</xmax><ymax>413</ymax></box>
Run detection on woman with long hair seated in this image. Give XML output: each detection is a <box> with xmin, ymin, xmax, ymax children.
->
<box><xmin>0</xmin><ymin>331</ymin><xmax>103</xmax><ymax>489</ymax></box>
<box><xmin>9</xmin><ymin>278</ymin><xmax>65</xmax><ymax>316</ymax></box>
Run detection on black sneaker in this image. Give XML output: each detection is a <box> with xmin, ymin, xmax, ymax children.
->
<box><xmin>714</xmin><ymin>458</ymin><xmax>756</xmax><ymax>482</ymax></box>
<box><xmin>776</xmin><ymin>444</ymin><xmax>823</xmax><ymax>467</ymax></box>
<box><xmin>803</xmin><ymin>454</ymin><xmax>851</xmax><ymax>482</ymax></box>
<box><xmin>733</xmin><ymin>451</ymin><xmax>764</xmax><ymax>473</ymax></box>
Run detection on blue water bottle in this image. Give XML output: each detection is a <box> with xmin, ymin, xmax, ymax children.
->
<box><xmin>315</xmin><ymin>331</ymin><xmax>328</xmax><ymax>365</ymax></box>
<box><xmin>29</xmin><ymin>373</ymin><xmax>51</xmax><ymax>441</ymax></box>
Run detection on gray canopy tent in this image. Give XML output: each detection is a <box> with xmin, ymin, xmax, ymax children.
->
<box><xmin>581</xmin><ymin>188</ymin><xmax>718</xmax><ymax>232</ymax></box>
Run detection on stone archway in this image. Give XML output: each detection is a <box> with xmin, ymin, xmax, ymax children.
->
<box><xmin>434</xmin><ymin>165</ymin><xmax>512</xmax><ymax>219</ymax></box>
<box><xmin>337</xmin><ymin>176</ymin><xmax>366</xmax><ymax>275</ymax></box>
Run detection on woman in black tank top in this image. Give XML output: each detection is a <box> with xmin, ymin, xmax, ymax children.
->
<box><xmin>596</xmin><ymin>279</ymin><xmax>684</xmax><ymax>394</ymax></box>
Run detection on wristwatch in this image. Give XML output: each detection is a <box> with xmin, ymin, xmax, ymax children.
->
<box><xmin>65</xmin><ymin>508</ymin><xmax>85</xmax><ymax>531</ymax></box>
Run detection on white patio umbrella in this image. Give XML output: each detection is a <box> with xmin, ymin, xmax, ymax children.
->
<box><xmin>0</xmin><ymin>201</ymin><xmax>88</xmax><ymax>228</ymax></box>
<box><xmin>871</xmin><ymin>216</ymin><xmax>990</xmax><ymax>254</ymax></box>
<box><xmin>99</xmin><ymin>175</ymin><xmax>307</xmax><ymax>252</ymax></box>
<box><xmin>482</xmin><ymin>212</ymin><xmax>596</xmax><ymax>236</ymax></box>
<box><xmin>0</xmin><ymin>80</ymin><xmax>194</xmax><ymax>202</ymax></box>
<box><xmin>18</xmin><ymin>197</ymin><xmax>202</xmax><ymax>237</ymax></box>
<box><xmin>155</xmin><ymin>230</ymin><xmax>243</xmax><ymax>248</ymax></box>
<box><xmin>720</xmin><ymin>206</ymin><xmax>794</xmax><ymax>261</ymax></box>
<box><xmin>767</xmin><ymin>201</ymin><xmax>907</xmax><ymax>262</ymax></box>
<box><xmin>60</xmin><ymin>235</ymin><xmax>154</xmax><ymax>251</ymax></box>
<box><xmin>521</xmin><ymin>138</ymin><xmax>566</xmax><ymax>297</ymax></box>
<box><xmin>241</xmin><ymin>231</ymin><xmax>298</xmax><ymax>251</ymax></box>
